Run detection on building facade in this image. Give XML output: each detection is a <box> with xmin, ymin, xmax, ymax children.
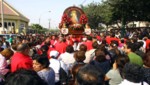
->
<box><xmin>0</xmin><ymin>0</ymin><xmax>29</xmax><ymax>34</ymax></box>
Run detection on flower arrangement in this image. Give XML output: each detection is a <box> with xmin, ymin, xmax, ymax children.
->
<box><xmin>59</xmin><ymin>13</ymin><xmax>71</xmax><ymax>28</ymax></box>
<box><xmin>59</xmin><ymin>13</ymin><xmax>88</xmax><ymax>31</ymax></box>
<box><xmin>79</xmin><ymin>14</ymin><xmax>88</xmax><ymax>25</ymax></box>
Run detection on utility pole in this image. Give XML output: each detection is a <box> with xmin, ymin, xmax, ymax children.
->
<box><xmin>48</xmin><ymin>19</ymin><xmax>51</xmax><ymax>30</ymax></box>
<box><xmin>39</xmin><ymin>11</ymin><xmax>51</xmax><ymax>26</ymax></box>
<box><xmin>1</xmin><ymin>0</ymin><xmax>4</xmax><ymax>33</ymax></box>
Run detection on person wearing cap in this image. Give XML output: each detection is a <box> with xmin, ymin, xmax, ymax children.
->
<box><xmin>49</xmin><ymin>50</ymin><xmax>68</xmax><ymax>85</ymax></box>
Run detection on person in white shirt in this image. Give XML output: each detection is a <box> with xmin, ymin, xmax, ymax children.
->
<box><xmin>58</xmin><ymin>45</ymin><xmax>75</xmax><ymax>70</ymax></box>
<box><xmin>49</xmin><ymin>50</ymin><xmax>68</xmax><ymax>85</ymax></box>
<box><xmin>84</xmin><ymin>41</ymin><xmax>98</xmax><ymax>63</ymax></box>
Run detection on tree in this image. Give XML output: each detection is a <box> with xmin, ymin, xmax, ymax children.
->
<box><xmin>107</xmin><ymin>0</ymin><xmax>150</xmax><ymax>37</ymax></box>
<box><xmin>81</xmin><ymin>2</ymin><xmax>113</xmax><ymax>29</ymax></box>
<box><xmin>81</xmin><ymin>3</ymin><xmax>101</xmax><ymax>29</ymax></box>
<box><xmin>30</xmin><ymin>24</ymin><xmax>43</xmax><ymax>33</ymax></box>
<box><xmin>81</xmin><ymin>0</ymin><xmax>150</xmax><ymax>31</ymax></box>
<box><xmin>30</xmin><ymin>24</ymin><xmax>49</xmax><ymax>33</ymax></box>
<box><xmin>30</xmin><ymin>24</ymin><xmax>43</xmax><ymax>30</ymax></box>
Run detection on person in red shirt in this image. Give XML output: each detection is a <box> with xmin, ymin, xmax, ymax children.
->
<box><xmin>106</xmin><ymin>33</ymin><xmax>120</xmax><ymax>45</ymax></box>
<box><xmin>145</xmin><ymin>37</ymin><xmax>150</xmax><ymax>50</ymax></box>
<box><xmin>11</xmin><ymin>43</ymin><xmax>33</xmax><ymax>72</ymax></box>
<box><xmin>83</xmin><ymin>35</ymin><xmax>93</xmax><ymax>51</ymax></box>
<box><xmin>54</xmin><ymin>37</ymin><xmax>67</xmax><ymax>54</ymax></box>
<box><xmin>65</xmin><ymin>35</ymin><xmax>74</xmax><ymax>46</ymax></box>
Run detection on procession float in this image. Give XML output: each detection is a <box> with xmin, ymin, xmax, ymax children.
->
<box><xmin>59</xmin><ymin>6</ymin><xmax>91</xmax><ymax>36</ymax></box>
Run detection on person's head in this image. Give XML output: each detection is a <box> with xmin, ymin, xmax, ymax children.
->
<box><xmin>66</xmin><ymin>45</ymin><xmax>74</xmax><ymax>53</ymax></box>
<box><xmin>44</xmin><ymin>38</ymin><xmax>51</xmax><ymax>46</ymax></box>
<box><xmin>17</xmin><ymin>43</ymin><xmax>30</xmax><ymax>56</ymax></box>
<box><xmin>5</xmin><ymin>69</ymin><xmax>47</xmax><ymax>85</ymax></box>
<box><xmin>134</xmin><ymin>42</ymin><xmax>143</xmax><ymax>50</ymax></box>
<box><xmin>51</xmin><ymin>35</ymin><xmax>56</xmax><ymax>40</ymax></box>
<box><xmin>1</xmin><ymin>48</ymin><xmax>14</xmax><ymax>60</ymax></box>
<box><xmin>95</xmin><ymin>49</ymin><xmax>106</xmax><ymax>62</ymax></box>
<box><xmin>40</xmin><ymin>45</ymin><xmax>49</xmax><ymax>53</ymax></box>
<box><xmin>79</xmin><ymin>44</ymin><xmax>87</xmax><ymax>52</ymax></box>
<box><xmin>111</xmin><ymin>33</ymin><xmax>115</xmax><ymax>37</ymax></box>
<box><xmin>50</xmin><ymin>50</ymin><xmax>59</xmax><ymax>59</ymax></box>
<box><xmin>123</xmin><ymin>63</ymin><xmax>143</xmax><ymax>83</ymax></box>
<box><xmin>11</xmin><ymin>44</ymin><xmax>18</xmax><ymax>52</ymax></box>
<box><xmin>110</xmin><ymin>40</ymin><xmax>119</xmax><ymax>48</ymax></box>
<box><xmin>123</xmin><ymin>42</ymin><xmax>136</xmax><ymax>53</ymax></box>
<box><xmin>0</xmin><ymin>40</ymin><xmax>3</xmax><ymax>46</ymax></box>
<box><xmin>72</xmin><ymin>64</ymin><xmax>85</xmax><ymax>80</ymax></box>
<box><xmin>76</xmin><ymin>64</ymin><xmax>105</xmax><ymax>85</ymax></box>
<box><xmin>33</xmin><ymin>55</ymin><xmax>50</xmax><ymax>72</ymax></box>
<box><xmin>74</xmin><ymin>51</ymin><xmax>86</xmax><ymax>62</ymax></box>
<box><xmin>120</xmin><ymin>38</ymin><xmax>125</xmax><ymax>43</ymax></box>
<box><xmin>92</xmin><ymin>41</ymin><xmax>99</xmax><ymax>49</ymax></box>
<box><xmin>58</xmin><ymin>36</ymin><xmax>66</xmax><ymax>43</ymax></box>
<box><xmin>115</xmin><ymin>55</ymin><xmax>129</xmax><ymax>77</ymax></box>
<box><xmin>87</xmin><ymin>35</ymin><xmax>92</xmax><ymax>41</ymax></box>
<box><xmin>143</xmin><ymin>51</ymin><xmax>150</xmax><ymax>67</ymax></box>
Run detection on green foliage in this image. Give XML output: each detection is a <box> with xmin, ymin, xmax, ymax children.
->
<box><xmin>81</xmin><ymin>3</ymin><xmax>101</xmax><ymax>29</ymax></box>
<box><xmin>30</xmin><ymin>24</ymin><xmax>43</xmax><ymax>30</ymax></box>
<box><xmin>30</xmin><ymin>24</ymin><xmax>49</xmax><ymax>33</ymax></box>
<box><xmin>81</xmin><ymin>2</ymin><xmax>113</xmax><ymax>29</ymax></box>
<box><xmin>82</xmin><ymin>0</ymin><xmax>150</xmax><ymax>29</ymax></box>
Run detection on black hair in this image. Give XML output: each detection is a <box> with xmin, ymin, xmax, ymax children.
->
<box><xmin>79</xmin><ymin>44</ymin><xmax>87</xmax><ymax>52</ymax></box>
<box><xmin>123</xmin><ymin>63</ymin><xmax>143</xmax><ymax>83</ymax></box>
<box><xmin>76</xmin><ymin>64</ymin><xmax>105</xmax><ymax>85</ymax></box>
<box><xmin>92</xmin><ymin>41</ymin><xmax>99</xmax><ymax>49</ymax></box>
<box><xmin>126</xmin><ymin>42</ymin><xmax>136</xmax><ymax>52</ymax></box>
<box><xmin>116</xmin><ymin>55</ymin><xmax>129</xmax><ymax>78</ymax></box>
<box><xmin>33</xmin><ymin>55</ymin><xmax>50</xmax><ymax>68</ymax></box>
<box><xmin>87</xmin><ymin>35</ymin><xmax>92</xmax><ymax>41</ymax></box>
<box><xmin>74</xmin><ymin>51</ymin><xmax>86</xmax><ymax>62</ymax></box>
<box><xmin>120</xmin><ymin>39</ymin><xmax>124</xmax><ymax>43</ymax></box>
<box><xmin>40</xmin><ymin>45</ymin><xmax>49</xmax><ymax>53</ymax></box>
<box><xmin>95</xmin><ymin>49</ymin><xmax>106</xmax><ymax>62</ymax></box>
<box><xmin>66</xmin><ymin>45</ymin><xmax>74</xmax><ymax>53</ymax></box>
<box><xmin>5</xmin><ymin>69</ymin><xmax>47</xmax><ymax>85</ymax></box>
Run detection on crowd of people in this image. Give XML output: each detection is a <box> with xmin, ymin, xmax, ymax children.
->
<box><xmin>0</xmin><ymin>28</ymin><xmax>150</xmax><ymax>85</ymax></box>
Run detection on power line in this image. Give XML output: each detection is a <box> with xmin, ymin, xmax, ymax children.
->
<box><xmin>81</xmin><ymin>0</ymin><xmax>87</xmax><ymax>5</ymax></box>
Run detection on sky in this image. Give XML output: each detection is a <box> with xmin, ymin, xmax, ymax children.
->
<box><xmin>5</xmin><ymin>0</ymin><xmax>101</xmax><ymax>29</ymax></box>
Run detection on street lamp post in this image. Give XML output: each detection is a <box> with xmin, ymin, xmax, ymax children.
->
<box><xmin>1</xmin><ymin>0</ymin><xmax>4</xmax><ymax>33</ymax></box>
<box><xmin>39</xmin><ymin>11</ymin><xmax>51</xmax><ymax>26</ymax></box>
<box><xmin>48</xmin><ymin>19</ymin><xmax>51</xmax><ymax>29</ymax></box>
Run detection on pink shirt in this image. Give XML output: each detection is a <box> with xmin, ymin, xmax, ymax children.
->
<box><xmin>0</xmin><ymin>54</ymin><xmax>9</xmax><ymax>75</ymax></box>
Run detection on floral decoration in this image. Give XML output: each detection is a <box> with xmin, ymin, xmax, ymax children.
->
<box><xmin>59</xmin><ymin>13</ymin><xmax>88</xmax><ymax>31</ymax></box>
<box><xmin>59</xmin><ymin>13</ymin><xmax>71</xmax><ymax>28</ymax></box>
<box><xmin>79</xmin><ymin>14</ymin><xmax>88</xmax><ymax>25</ymax></box>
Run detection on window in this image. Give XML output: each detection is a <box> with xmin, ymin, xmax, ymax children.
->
<box><xmin>4</xmin><ymin>22</ymin><xmax>7</xmax><ymax>28</ymax></box>
<box><xmin>12</xmin><ymin>22</ymin><xmax>15</xmax><ymax>28</ymax></box>
<box><xmin>0</xmin><ymin>23</ymin><xmax>2</xmax><ymax>27</ymax></box>
<box><xmin>8</xmin><ymin>22</ymin><xmax>11</xmax><ymax>26</ymax></box>
<box><xmin>129</xmin><ymin>24</ymin><xmax>136</xmax><ymax>27</ymax></box>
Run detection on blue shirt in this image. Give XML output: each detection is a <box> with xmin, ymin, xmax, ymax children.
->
<box><xmin>38</xmin><ymin>68</ymin><xmax>55</xmax><ymax>85</ymax></box>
